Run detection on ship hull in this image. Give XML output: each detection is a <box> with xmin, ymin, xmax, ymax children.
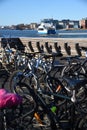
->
<box><xmin>38</xmin><ymin>29</ymin><xmax>56</xmax><ymax>35</ymax></box>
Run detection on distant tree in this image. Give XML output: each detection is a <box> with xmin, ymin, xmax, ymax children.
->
<box><xmin>16</xmin><ymin>24</ymin><xmax>25</xmax><ymax>30</ymax></box>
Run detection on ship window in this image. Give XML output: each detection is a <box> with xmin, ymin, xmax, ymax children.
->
<box><xmin>39</xmin><ymin>28</ymin><xmax>44</xmax><ymax>30</ymax></box>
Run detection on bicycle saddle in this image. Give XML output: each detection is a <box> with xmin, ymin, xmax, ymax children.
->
<box><xmin>0</xmin><ymin>89</ymin><xmax>22</xmax><ymax>109</ymax></box>
<box><xmin>60</xmin><ymin>55</ymin><xmax>79</xmax><ymax>61</ymax></box>
<box><xmin>63</xmin><ymin>77</ymin><xmax>87</xmax><ymax>90</ymax></box>
<box><xmin>81</xmin><ymin>46</ymin><xmax>87</xmax><ymax>51</ymax></box>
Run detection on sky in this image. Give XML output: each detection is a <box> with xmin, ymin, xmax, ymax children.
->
<box><xmin>0</xmin><ymin>0</ymin><xmax>87</xmax><ymax>26</ymax></box>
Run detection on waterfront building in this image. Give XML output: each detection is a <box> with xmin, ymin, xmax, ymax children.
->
<box><xmin>58</xmin><ymin>20</ymin><xmax>79</xmax><ymax>29</ymax></box>
<box><xmin>67</xmin><ymin>21</ymin><xmax>79</xmax><ymax>29</ymax></box>
<box><xmin>80</xmin><ymin>18</ymin><xmax>87</xmax><ymax>29</ymax></box>
<box><xmin>29</xmin><ymin>23</ymin><xmax>38</xmax><ymax>30</ymax></box>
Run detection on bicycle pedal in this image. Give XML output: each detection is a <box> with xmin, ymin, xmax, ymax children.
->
<box><xmin>33</xmin><ymin>123</ymin><xmax>45</xmax><ymax>127</ymax></box>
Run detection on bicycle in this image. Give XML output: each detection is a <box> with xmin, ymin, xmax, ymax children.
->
<box><xmin>9</xmin><ymin>67</ymin><xmax>87</xmax><ymax>129</ymax></box>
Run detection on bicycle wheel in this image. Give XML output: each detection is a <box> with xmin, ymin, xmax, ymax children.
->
<box><xmin>16</xmin><ymin>83</ymin><xmax>57</xmax><ymax>130</ymax></box>
<box><xmin>8</xmin><ymin>82</ymin><xmax>36</xmax><ymax>130</ymax></box>
<box><xmin>19</xmin><ymin>83</ymin><xmax>58</xmax><ymax>130</ymax></box>
<box><xmin>9</xmin><ymin>70</ymin><xmax>38</xmax><ymax>93</ymax></box>
<box><xmin>61</xmin><ymin>64</ymin><xmax>86</xmax><ymax>78</ymax></box>
<box><xmin>9</xmin><ymin>70</ymin><xmax>26</xmax><ymax>92</ymax></box>
<box><xmin>76</xmin><ymin>115</ymin><xmax>87</xmax><ymax>130</ymax></box>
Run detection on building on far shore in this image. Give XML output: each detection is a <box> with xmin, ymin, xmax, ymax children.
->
<box><xmin>58</xmin><ymin>20</ymin><xmax>79</xmax><ymax>29</ymax></box>
<box><xmin>39</xmin><ymin>19</ymin><xmax>80</xmax><ymax>30</ymax></box>
<box><xmin>79</xmin><ymin>18</ymin><xmax>87</xmax><ymax>29</ymax></box>
<box><xmin>29</xmin><ymin>23</ymin><xmax>38</xmax><ymax>30</ymax></box>
<box><xmin>1</xmin><ymin>18</ymin><xmax>87</xmax><ymax>30</ymax></box>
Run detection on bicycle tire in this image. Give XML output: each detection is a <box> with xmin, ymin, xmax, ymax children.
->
<box><xmin>8</xmin><ymin>82</ymin><xmax>36</xmax><ymax>130</ymax></box>
<box><xmin>18</xmin><ymin>83</ymin><xmax>58</xmax><ymax>130</ymax></box>
<box><xmin>16</xmin><ymin>82</ymin><xmax>57</xmax><ymax>130</ymax></box>
<box><xmin>61</xmin><ymin>64</ymin><xmax>86</xmax><ymax>78</ymax></box>
<box><xmin>76</xmin><ymin>115</ymin><xmax>87</xmax><ymax>130</ymax></box>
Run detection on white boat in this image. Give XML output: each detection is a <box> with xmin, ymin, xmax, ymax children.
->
<box><xmin>37</xmin><ymin>22</ymin><xmax>56</xmax><ymax>35</ymax></box>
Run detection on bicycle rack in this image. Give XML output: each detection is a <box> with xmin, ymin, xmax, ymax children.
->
<box><xmin>64</xmin><ymin>42</ymin><xmax>71</xmax><ymax>56</ymax></box>
<box><xmin>75</xmin><ymin>43</ymin><xmax>82</xmax><ymax>56</ymax></box>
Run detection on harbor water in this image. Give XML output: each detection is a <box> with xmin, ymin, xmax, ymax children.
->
<box><xmin>1</xmin><ymin>29</ymin><xmax>87</xmax><ymax>38</ymax></box>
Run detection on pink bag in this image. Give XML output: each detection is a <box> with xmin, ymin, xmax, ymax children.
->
<box><xmin>0</xmin><ymin>89</ymin><xmax>22</xmax><ymax>109</ymax></box>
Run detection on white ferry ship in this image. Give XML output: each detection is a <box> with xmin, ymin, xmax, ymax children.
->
<box><xmin>37</xmin><ymin>22</ymin><xmax>56</xmax><ymax>35</ymax></box>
